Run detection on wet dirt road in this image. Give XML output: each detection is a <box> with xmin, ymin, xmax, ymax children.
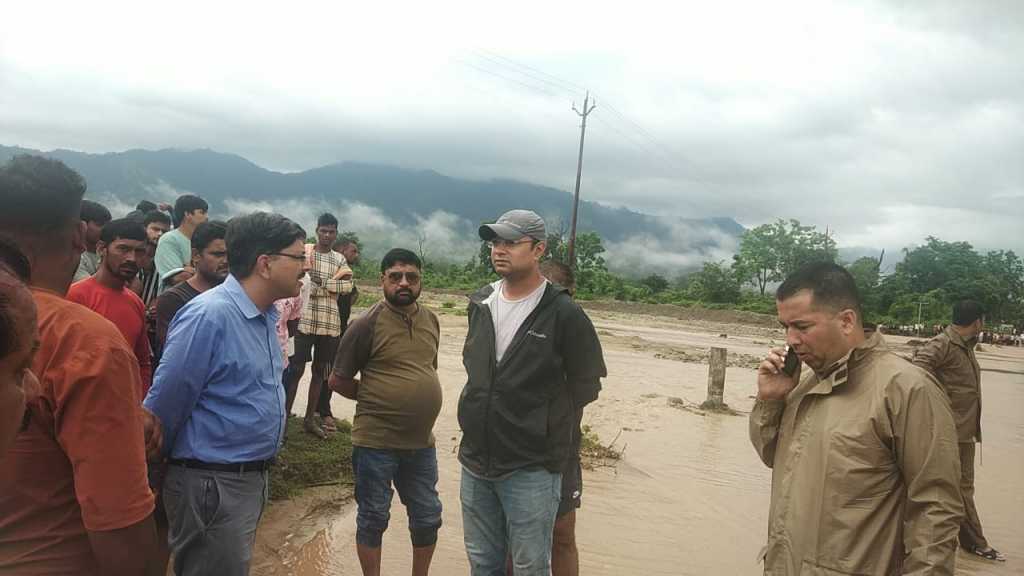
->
<box><xmin>256</xmin><ymin>306</ymin><xmax>1024</xmax><ymax>575</ymax></box>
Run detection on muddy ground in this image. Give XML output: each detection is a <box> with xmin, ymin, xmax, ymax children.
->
<box><xmin>253</xmin><ymin>289</ymin><xmax>1024</xmax><ymax>575</ymax></box>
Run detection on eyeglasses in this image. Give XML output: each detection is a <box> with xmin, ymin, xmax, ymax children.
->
<box><xmin>385</xmin><ymin>271</ymin><xmax>421</xmax><ymax>283</ymax></box>
<box><xmin>267</xmin><ymin>252</ymin><xmax>306</xmax><ymax>262</ymax></box>
<box><xmin>487</xmin><ymin>239</ymin><xmax>535</xmax><ymax>250</ymax></box>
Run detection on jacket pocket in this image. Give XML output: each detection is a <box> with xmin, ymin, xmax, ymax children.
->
<box><xmin>501</xmin><ymin>399</ymin><xmax>549</xmax><ymax>458</ymax></box>
<box><xmin>826</xmin><ymin>425</ymin><xmax>894</xmax><ymax>508</ymax></box>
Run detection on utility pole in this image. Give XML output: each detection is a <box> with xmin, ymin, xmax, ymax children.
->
<box><xmin>566</xmin><ymin>91</ymin><xmax>596</xmax><ymax>269</ymax></box>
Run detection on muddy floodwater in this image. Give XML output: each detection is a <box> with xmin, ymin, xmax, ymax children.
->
<box><xmin>254</xmin><ymin>302</ymin><xmax>1024</xmax><ymax>575</ymax></box>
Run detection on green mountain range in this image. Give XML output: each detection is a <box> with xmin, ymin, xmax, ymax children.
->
<box><xmin>1</xmin><ymin>145</ymin><xmax>745</xmax><ymax>270</ymax></box>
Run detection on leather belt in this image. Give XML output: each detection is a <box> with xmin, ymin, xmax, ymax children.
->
<box><xmin>167</xmin><ymin>458</ymin><xmax>273</xmax><ymax>473</ymax></box>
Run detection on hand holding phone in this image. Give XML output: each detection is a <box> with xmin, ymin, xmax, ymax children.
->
<box><xmin>782</xmin><ymin>345</ymin><xmax>800</xmax><ymax>377</ymax></box>
<box><xmin>757</xmin><ymin>346</ymin><xmax>801</xmax><ymax>401</ymax></box>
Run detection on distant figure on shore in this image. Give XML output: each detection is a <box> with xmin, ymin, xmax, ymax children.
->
<box><xmin>0</xmin><ymin>155</ymin><xmax>160</xmax><ymax>575</ymax></box>
<box><xmin>329</xmin><ymin>248</ymin><xmax>443</xmax><ymax>576</ymax></box>
<box><xmin>154</xmin><ymin>194</ymin><xmax>208</xmax><ymax>290</ymax></box>
<box><xmin>0</xmin><ymin>237</ymin><xmax>40</xmax><ymax>458</ymax></box>
<box><xmin>912</xmin><ymin>300</ymin><xmax>1005</xmax><ymax>562</ymax></box>
<box><xmin>315</xmin><ymin>237</ymin><xmax>362</xmax><ymax>427</ymax></box>
<box><xmin>750</xmin><ymin>262</ymin><xmax>963</xmax><ymax>575</ymax></box>
<box><xmin>145</xmin><ymin>212</ymin><xmax>307</xmax><ymax>576</ymax></box>
<box><xmin>459</xmin><ymin>210</ymin><xmax>606</xmax><ymax>576</ymax></box>
<box><xmin>293</xmin><ymin>213</ymin><xmax>353</xmax><ymax>439</ymax></box>
<box><xmin>68</xmin><ymin>218</ymin><xmax>154</xmax><ymax>395</ymax></box>
<box><xmin>72</xmin><ymin>199</ymin><xmax>111</xmax><ymax>282</ymax></box>
<box><xmin>538</xmin><ymin>258</ymin><xmax>584</xmax><ymax>576</ymax></box>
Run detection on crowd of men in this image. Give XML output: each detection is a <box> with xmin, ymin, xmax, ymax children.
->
<box><xmin>0</xmin><ymin>151</ymin><xmax>1009</xmax><ymax>576</ymax></box>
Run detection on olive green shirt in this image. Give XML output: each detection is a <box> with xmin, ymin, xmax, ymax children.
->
<box><xmin>912</xmin><ymin>326</ymin><xmax>982</xmax><ymax>443</ymax></box>
<box><xmin>333</xmin><ymin>301</ymin><xmax>442</xmax><ymax>449</ymax></box>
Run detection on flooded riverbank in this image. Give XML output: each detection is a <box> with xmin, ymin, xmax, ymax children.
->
<box><xmin>255</xmin><ymin>306</ymin><xmax>1024</xmax><ymax>575</ymax></box>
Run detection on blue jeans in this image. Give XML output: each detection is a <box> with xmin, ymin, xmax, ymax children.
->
<box><xmin>460</xmin><ymin>467</ymin><xmax>561</xmax><ymax>576</ymax></box>
<box><xmin>352</xmin><ymin>446</ymin><xmax>443</xmax><ymax>548</ymax></box>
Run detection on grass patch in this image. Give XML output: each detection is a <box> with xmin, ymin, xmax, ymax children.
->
<box><xmin>579</xmin><ymin>424</ymin><xmax>623</xmax><ymax>469</ymax></box>
<box><xmin>269</xmin><ymin>416</ymin><xmax>354</xmax><ymax>501</ymax></box>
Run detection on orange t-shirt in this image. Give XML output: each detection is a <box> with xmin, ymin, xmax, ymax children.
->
<box><xmin>0</xmin><ymin>288</ymin><xmax>155</xmax><ymax>575</ymax></box>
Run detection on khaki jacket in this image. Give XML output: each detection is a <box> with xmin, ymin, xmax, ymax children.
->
<box><xmin>912</xmin><ymin>326</ymin><xmax>981</xmax><ymax>443</ymax></box>
<box><xmin>750</xmin><ymin>331</ymin><xmax>963</xmax><ymax>575</ymax></box>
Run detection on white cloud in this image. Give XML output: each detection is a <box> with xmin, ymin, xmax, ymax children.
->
<box><xmin>221</xmin><ymin>197</ymin><xmax>479</xmax><ymax>263</ymax></box>
<box><xmin>604</xmin><ymin>218</ymin><xmax>740</xmax><ymax>279</ymax></box>
<box><xmin>2</xmin><ymin>0</ymin><xmax>1022</xmax><ymax>258</ymax></box>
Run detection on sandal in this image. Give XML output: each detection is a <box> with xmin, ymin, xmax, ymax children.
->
<box><xmin>968</xmin><ymin>546</ymin><xmax>1006</xmax><ymax>562</ymax></box>
<box><xmin>321</xmin><ymin>416</ymin><xmax>339</xmax><ymax>432</ymax></box>
<box><xmin>303</xmin><ymin>417</ymin><xmax>328</xmax><ymax>440</ymax></box>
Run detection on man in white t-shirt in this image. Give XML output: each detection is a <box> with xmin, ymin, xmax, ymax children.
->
<box><xmin>458</xmin><ymin>210</ymin><xmax>606</xmax><ymax>576</ymax></box>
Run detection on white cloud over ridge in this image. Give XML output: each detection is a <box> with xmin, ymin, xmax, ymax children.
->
<box><xmin>222</xmin><ymin>198</ymin><xmax>480</xmax><ymax>264</ymax></box>
<box><xmin>604</xmin><ymin>217</ymin><xmax>740</xmax><ymax>279</ymax></box>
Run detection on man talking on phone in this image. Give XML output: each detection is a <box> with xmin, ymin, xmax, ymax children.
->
<box><xmin>750</xmin><ymin>262</ymin><xmax>963</xmax><ymax>575</ymax></box>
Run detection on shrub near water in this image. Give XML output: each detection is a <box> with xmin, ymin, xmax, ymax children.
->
<box><xmin>269</xmin><ymin>416</ymin><xmax>354</xmax><ymax>500</ymax></box>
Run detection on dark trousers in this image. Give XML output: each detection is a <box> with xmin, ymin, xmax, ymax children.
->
<box><xmin>162</xmin><ymin>465</ymin><xmax>269</xmax><ymax>576</ymax></box>
<box><xmin>958</xmin><ymin>442</ymin><xmax>989</xmax><ymax>549</ymax></box>
<box><xmin>317</xmin><ymin>377</ymin><xmax>334</xmax><ymax>417</ymax></box>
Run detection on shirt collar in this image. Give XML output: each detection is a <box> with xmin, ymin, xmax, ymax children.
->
<box><xmin>945</xmin><ymin>325</ymin><xmax>976</xmax><ymax>349</ymax></box>
<box><xmin>806</xmin><ymin>330</ymin><xmax>884</xmax><ymax>396</ymax></box>
<box><xmin>224</xmin><ymin>274</ymin><xmax>271</xmax><ymax>321</ymax></box>
<box><xmin>384</xmin><ymin>299</ymin><xmax>420</xmax><ymax>319</ymax></box>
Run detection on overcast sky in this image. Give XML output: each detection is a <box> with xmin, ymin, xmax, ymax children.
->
<box><xmin>2</xmin><ymin>0</ymin><xmax>1021</xmax><ymax>260</ymax></box>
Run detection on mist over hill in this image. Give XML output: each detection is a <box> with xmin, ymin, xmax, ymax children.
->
<box><xmin>1</xmin><ymin>145</ymin><xmax>746</xmax><ymax>277</ymax></box>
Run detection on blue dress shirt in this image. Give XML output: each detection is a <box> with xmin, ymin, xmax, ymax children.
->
<box><xmin>144</xmin><ymin>274</ymin><xmax>286</xmax><ymax>463</ymax></box>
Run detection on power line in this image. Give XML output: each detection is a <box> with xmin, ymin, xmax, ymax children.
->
<box><xmin>453</xmin><ymin>58</ymin><xmax>558</xmax><ymax>98</ymax></box>
<box><xmin>464</xmin><ymin>49</ymin><xmax>680</xmax><ymax>163</ymax></box>
<box><xmin>470</xmin><ymin>50</ymin><xmax>582</xmax><ymax>99</ymax></box>
<box><xmin>457</xmin><ymin>49</ymin><xmax>699</xmax><ymax>181</ymax></box>
<box><xmin>589</xmin><ymin>113</ymin><xmax>663</xmax><ymax>160</ymax></box>
<box><xmin>600</xmin><ymin>99</ymin><xmax>687</xmax><ymax>166</ymax></box>
<box><xmin>474</xmin><ymin>48</ymin><xmax>588</xmax><ymax>94</ymax></box>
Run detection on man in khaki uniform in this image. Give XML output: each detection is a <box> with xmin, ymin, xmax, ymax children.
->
<box><xmin>912</xmin><ymin>300</ymin><xmax>1004</xmax><ymax>562</ymax></box>
<box><xmin>751</xmin><ymin>262</ymin><xmax>963</xmax><ymax>575</ymax></box>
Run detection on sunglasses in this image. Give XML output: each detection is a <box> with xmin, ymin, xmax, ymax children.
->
<box><xmin>487</xmin><ymin>239</ymin><xmax>535</xmax><ymax>250</ymax></box>
<box><xmin>385</xmin><ymin>271</ymin><xmax>421</xmax><ymax>283</ymax></box>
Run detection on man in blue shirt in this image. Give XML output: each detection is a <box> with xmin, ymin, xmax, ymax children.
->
<box><xmin>144</xmin><ymin>212</ymin><xmax>308</xmax><ymax>576</ymax></box>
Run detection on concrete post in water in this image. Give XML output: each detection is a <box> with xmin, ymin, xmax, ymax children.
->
<box><xmin>702</xmin><ymin>347</ymin><xmax>727</xmax><ymax>409</ymax></box>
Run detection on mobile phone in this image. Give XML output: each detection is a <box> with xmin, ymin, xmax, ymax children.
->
<box><xmin>782</xmin><ymin>345</ymin><xmax>800</xmax><ymax>377</ymax></box>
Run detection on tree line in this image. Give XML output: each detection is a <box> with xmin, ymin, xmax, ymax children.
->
<box><xmin>337</xmin><ymin>221</ymin><xmax>1024</xmax><ymax>329</ymax></box>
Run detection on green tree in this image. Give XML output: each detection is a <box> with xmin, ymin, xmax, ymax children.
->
<box><xmin>640</xmin><ymin>273</ymin><xmax>669</xmax><ymax>294</ymax></box>
<box><xmin>732</xmin><ymin>223</ymin><xmax>783</xmax><ymax>296</ymax></box>
<box><xmin>337</xmin><ymin>231</ymin><xmax>363</xmax><ymax>251</ymax></box>
<box><xmin>875</xmin><ymin>238</ymin><xmax>1024</xmax><ymax>325</ymax></box>
<box><xmin>732</xmin><ymin>219</ymin><xmax>838</xmax><ymax>295</ymax></box>
<box><xmin>687</xmin><ymin>261</ymin><xmax>741</xmax><ymax>303</ymax></box>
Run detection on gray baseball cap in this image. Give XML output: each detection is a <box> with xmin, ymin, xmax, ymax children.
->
<box><xmin>479</xmin><ymin>210</ymin><xmax>547</xmax><ymax>242</ymax></box>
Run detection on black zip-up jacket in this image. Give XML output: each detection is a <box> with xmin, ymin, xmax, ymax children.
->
<box><xmin>457</xmin><ymin>281</ymin><xmax>606</xmax><ymax>479</ymax></box>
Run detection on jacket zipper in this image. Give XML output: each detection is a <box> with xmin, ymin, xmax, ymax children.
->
<box><xmin>478</xmin><ymin>284</ymin><xmax>556</xmax><ymax>475</ymax></box>
<box><xmin>475</xmin><ymin>301</ymin><xmax>498</xmax><ymax>476</ymax></box>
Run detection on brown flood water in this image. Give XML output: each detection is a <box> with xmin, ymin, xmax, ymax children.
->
<box><xmin>256</xmin><ymin>310</ymin><xmax>1024</xmax><ymax>575</ymax></box>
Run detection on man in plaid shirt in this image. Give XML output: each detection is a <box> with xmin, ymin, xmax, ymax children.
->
<box><xmin>295</xmin><ymin>213</ymin><xmax>353</xmax><ymax>438</ymax></box>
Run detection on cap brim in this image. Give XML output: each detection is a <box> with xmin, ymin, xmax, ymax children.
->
<box><xmin>479</xmin><ymin>223</ymin><xmax>527</xmax><ymax>241</ymax></box>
